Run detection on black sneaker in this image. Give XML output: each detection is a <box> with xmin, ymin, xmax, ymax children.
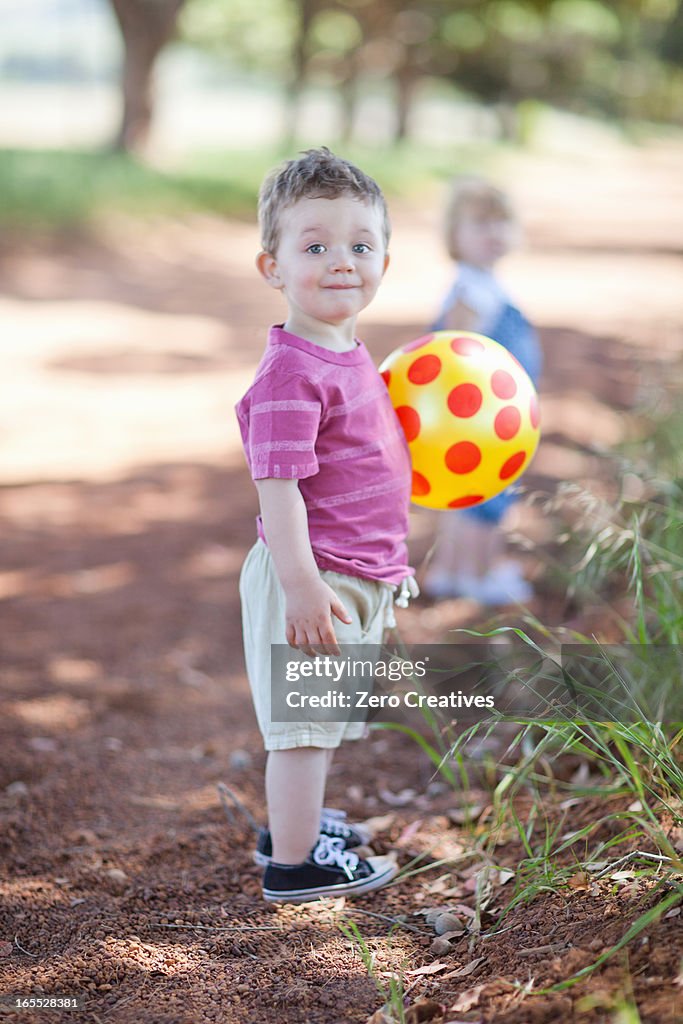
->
<box><xmin>262</xmin><ymin>835</ymin><xmax>397</xmax><ymax>904</ymax></box>
<box><xmin>253</xmin><ymin>807</ymin><xmax>373</xmax><ymax>868</ymax></box>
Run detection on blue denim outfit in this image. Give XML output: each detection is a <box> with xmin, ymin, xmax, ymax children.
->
<box><xmin>431</xmin><ymin>268</ymin><xmax>542</xmax><ymax>525</ymax></box>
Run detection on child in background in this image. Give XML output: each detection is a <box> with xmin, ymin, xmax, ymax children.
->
<box><xmin>423</xmin><ymin>177</ymin><xmax>542</xmax><ymax>605</ymax></box>
<box><xmin>236</xmin><ymin>149</ymin><xmax>417</xmax><ymax>903</ymax></box>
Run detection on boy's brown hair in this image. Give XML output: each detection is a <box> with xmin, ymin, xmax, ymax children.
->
<box><xmin>444</xmin><ymin>177</ymin><xmax>517</xmax><ymax>261</ymax></box>
<box><xmin>258</xmin><ymin>147</ymin><xmax>391</xmax><ymax>255</ymax></box>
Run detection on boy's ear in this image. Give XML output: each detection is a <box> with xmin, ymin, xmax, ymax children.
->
<box><xmin>256</xmin><ymin>250</ymin><xmax>283</xmax><ymax>289</ymax></box>
<box><xmin>382</xmin><ymin>251</ymin><xmax>391</xmax><ymax>275</ymax></box>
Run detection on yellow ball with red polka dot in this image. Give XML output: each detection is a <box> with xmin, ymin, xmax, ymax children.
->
<box><xmin>379</xmin><ymin>331</ymin><xmax>541</xmax><ymax>510</ymax></box>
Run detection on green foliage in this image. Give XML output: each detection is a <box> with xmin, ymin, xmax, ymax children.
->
<box><xmin>0</xmin><ymin>147</ymin><xmax>268</xmax><ymax>229</ymax></box>
<box><xmin>175</xmin><ymin>0</ymin><xmax>683</xmax><ymax>127</ymax></box>
<box><xmin>383</xmin><ymin>372</ymin><xmax>683</xmax><ymax>997</ymax></box>
<box><xmin>0</xmin><ymin>141</ymin><xmax>502</xmax><ymax>232</ymax></box>
<box><xmin>180</xmin><ymin>0</ymin><xmax>298</xmax><ymax>75</ymax></box>
<box><xmin>310</xmin><ymin>9</ymin><xmax>364</xmax><ymax>53</ymax></box>
<box><xmin>549</xmin><ymin>0</ymin><xmax>622</xmax><ymax>42</ymax></box>
<box><xmin>338</xmin><ymin>918</ymin><xmax>406</xmax><ymax>1022</ymax></box>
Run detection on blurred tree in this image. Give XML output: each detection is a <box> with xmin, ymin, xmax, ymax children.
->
<box><xmin>180</xmin><ymin>0</ymin><xmax>296</xmax><ymax>75</ymax></box>
<box><xmin>110</xmin><ymin>0</ymin><xmax>187</xmax><ymax>152</ymax></box>
<box><xmin>660</xmin><ymin>0</ymin><xmax>683</xmax><ymax>64</ymax></box>
<box><xmin>181</xmin><ymin>0</ymin><xmax>301</xmax><ymax>138</ymax></box>
<box><xmin>179</xmin><ymin>0</ymin><xmax>683</xmax><ymax>146</ymax></box>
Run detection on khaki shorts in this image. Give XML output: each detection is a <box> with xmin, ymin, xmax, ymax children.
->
<box><xmin>239</xmin><ymin>540</ymin><xmax>395</xmax><ymax>751</ymax></box>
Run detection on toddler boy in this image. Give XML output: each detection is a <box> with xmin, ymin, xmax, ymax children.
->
<box><xmin>236</xmin><ymin>148</ymin><xmax>416</xmax><ymax>903</ymax></box>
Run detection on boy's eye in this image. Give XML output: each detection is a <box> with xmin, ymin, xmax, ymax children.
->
<box><xmin>306</xmin><ymin>243</ymin><xmax>326</xmax><ymax>254</ymax></box>
<box><xmin>352</xmin><ymin>243</ymin><xmax>371</xmax><ymax>254</ymax></box>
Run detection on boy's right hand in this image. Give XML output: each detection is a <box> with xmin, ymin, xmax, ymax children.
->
<box><xmin>284</xmin><ymin>578</ymin><xmax>353</xmax><ymax>658</ymax></box>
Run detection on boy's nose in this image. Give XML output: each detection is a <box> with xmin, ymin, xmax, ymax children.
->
<box><xmin>328</xmin><ymin>248</ymin><xmax>355</xmax><ymax>271</ymax></box>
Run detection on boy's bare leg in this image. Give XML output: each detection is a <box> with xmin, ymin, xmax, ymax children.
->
<box><xmin>266</xmin><ymin>748</ymin><xmax>328</xmax><ymax>864</ymax></box>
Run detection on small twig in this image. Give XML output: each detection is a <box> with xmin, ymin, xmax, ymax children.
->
<box><xmin>104</xmin><ymin>994</ymin><xmax>134</xmax><ymax>1016</ymax></box>
<box><xmin>400</xmin><ymin>977</ymin><xmax>423</xmax><ymax>1001</ymax></box>
<box><xmin>517</xmin><ymin>941</ymin><xmax>570</xmax><ymax>957</ymax></box>
<box><xmin>216</xmin><ymin>782</ymin><xmax>260</xmax><ymax>834</ymax></box>
<box><xmin>595</xmin><ymin>851</ymin><xmax>673</xmax><ymax>879</ymax></box>
<box><xmin>346</xmin><ymin>907</ymin><xmax>430</xmax><ymax>936</ymax></box>
<box><xmin>14</xmin><ymin>935</ymin><xmax>38</xmax><ymax>958</ymax></box>
<box><xmin>480</xmin><ymin>922</ymin><xmax>525</xmax><ymax>939</ymax></box>
<box><xmin>149</xmin><ymin>925</ymin><xmax>286</xmax><ymax>933</ymax></box>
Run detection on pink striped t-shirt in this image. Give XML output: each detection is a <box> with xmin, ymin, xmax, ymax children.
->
<box><xmin>235</xmin><ymin>325</ymin><xmax>413</xmax><ymax>585</ymax></box>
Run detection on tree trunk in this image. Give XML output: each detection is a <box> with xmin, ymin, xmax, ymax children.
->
<box><xmin>109</xmin><ymin>0</ymin><xmax>185</xmax><ymax>154</ymax></box>
<box><xmin>282</xmin><ymin>0</ymin><xmax>317</xmax><ymax>148</ymax></box>
<box><xmin>660</xmin><ymin>0</ymin><xmax>683</xmax><ymax>65</ymax></box>
<box><xmin>394</xmin><ymin>63</ymin><xmax>416</xmax><ymax>142</ymax></box>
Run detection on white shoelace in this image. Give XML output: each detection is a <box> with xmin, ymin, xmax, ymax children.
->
<box><xmin>321</xmin><ymin>807</ymin><xmax>347</xmax><ymax>822</ymax></box>
<box><xmin>320</xmin><ymin>817</ymin><xmax>353</xmax><ymax>840</ymax></box>
<box><xmin>312</xmin><ymin>835</ymin><xmax>360</xmax><ymax>880</ymax></box>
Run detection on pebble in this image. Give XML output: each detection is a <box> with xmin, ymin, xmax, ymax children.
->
<box><xmin>430</xmin><ymin>936</ymin><xmax>453</xmax><ymax>956</ymax></box>
<box><xmin>5</xmin><ymin>781</ymin><xmax>29</xmax><ymax>797</ymax></box>
<box><xmin>106</xmin><ymin>868</ymin><xmax>128</xmax><ymax>892</ymax></box>
<box><xmin>434</xmin><ymin>912</ymin><xmax>465</xmax><ymax>935</ymax></box>
<box><xmin>229</xmin><ymin>749</ymin><xmax>252</xmax><ymax>771</ymax></box>
<box><xmin>28</xmin><ymin>737</ymin><xmax>58</xmax><ymax>752</ymax></box>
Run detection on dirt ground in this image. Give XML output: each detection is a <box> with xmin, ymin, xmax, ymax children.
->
<box><xmin>0</xmin><ymin>140</ymin><xmax>682</xmax><ymax>1024</ymax></box>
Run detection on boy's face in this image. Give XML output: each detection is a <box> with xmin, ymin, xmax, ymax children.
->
<box><xmin>453</xmin><ymin>212</ymin><xmax>517</xmax><ymax>269</ymax></box>
<box><xmin>257</xmin><ymin>195</ymin><xmax>389</xmax><ymax>330</ymax></box>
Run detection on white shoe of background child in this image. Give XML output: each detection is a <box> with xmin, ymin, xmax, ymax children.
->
<box><xmin>422</xmin><ymin>570</ymin><xmax>488</xmax><ymax>601</ymax></box>
<box><xmin>478</xmin><ymin>561</ymin><xmax>533</xmax><ymax>605</ymax></box>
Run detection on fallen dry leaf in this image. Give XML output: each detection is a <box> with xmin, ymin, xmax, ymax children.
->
<box><xmin>440</xmin><ymin>956</ymin><xmax>487</xmax><ymax>981</ymax></box>
<box><xmin>425</xmin><ymin>874</ymin><xmax>452</xmax><ymax>895</ymax></box>
<box><xmin>450</xmin><ymin>983</ymin><xmax>486</xmax><ymax>1012</ymax></box>
<box><xmin>360</xmin><ymin>814</ymin><xmax>395</xmax><ymax>835</ymax></box>
<box><xmin>451</xmin><ymin>903</ymin><xmax>477</xmax><ymax>919</ymax></box>
<box><xmin>351</xmin><ymin>845</ymin><xmax>375</xmax><ymax>859</ymax></box>
<box><xmin>448</xmin><ymin>804</ymin><xmax>484</xmax><ymax>825</ymax></box>
<box><xmin>567</xmin><ymin>871</ymin><xmax>590</xmax><ymax>891</ymax></box>
<box><xmin>365</xmin><ymin>1008</ymin><xmax>393</xmax><ymax>1024</ymax></box>
<box><xmin>379</xmin><ymin>787</ymin><xmax>416</xmax><ymax>807</ymax></box>
<box><xmin>405</xmin><ymin>1000</ymin><xmax>446</xmax><ymax>1023</ymax></box>
<box><xmin>405</xmin><ymin>961</ymin><xmax>450</xmax><ymax>977</ymax></box>
<box><xmin>495</xmin><ymin>869</ymin><xmax>515</xmax><ymax>886</ymax></box>
<box><xmin>438</xmin><ymin>884</ymin><xmax>468</xmax><ymax>899</ymax></box>
<box><xmin>570</xmin><ymin>762</ymin><xmax>591</xmax><ymax>785</ymax></box>
<box><xmin>617</xmin><ymin>882</ymin><xmax>640</xmax><ymax>900</ymax></box>
<box><xmin>397</xmin><ymin>820</ymin><xmax>424</xmax><ymax>845</ymax></box>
